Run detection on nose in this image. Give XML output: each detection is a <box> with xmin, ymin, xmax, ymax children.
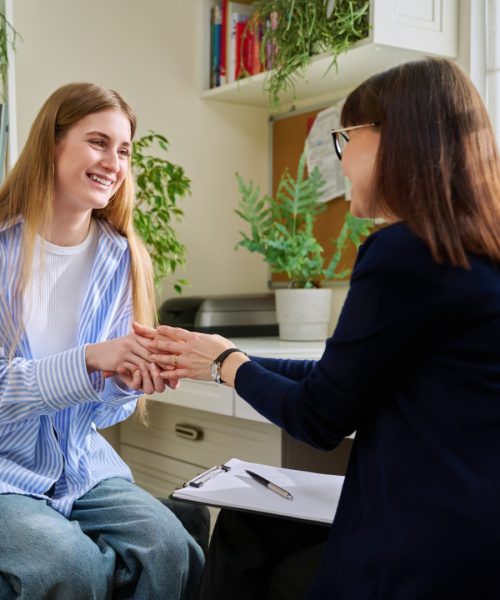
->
<box><xmin>101</xmin><ymin>148</ymin><xmax>120</xmax><ymax>173</ymax></box>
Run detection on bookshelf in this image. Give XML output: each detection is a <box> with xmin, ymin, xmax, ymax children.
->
<box><xmin>202</xmin><ymin>0</ymin><xmax>459</xmax><ymax>112</ymax></box>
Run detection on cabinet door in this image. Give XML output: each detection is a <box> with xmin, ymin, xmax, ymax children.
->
<box><xmin>234</xmin><ymin>392</ymin><xmax>270</xmax><ymax>423</ymax></box>
<box><xmin>373</xmin><ymin>0</ymin><xmax>458</xmax><ymax>57</ymax></box>
<box><xmin>150</xmin><ymin>379</ymin><xmax>234</xmax><ymax>416</ymax></box>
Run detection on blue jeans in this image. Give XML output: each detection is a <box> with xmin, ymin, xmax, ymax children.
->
<box><xmin>0</xmin><ymin>478</ymin><xmax>204</xmax><ymax>599</ymax></box>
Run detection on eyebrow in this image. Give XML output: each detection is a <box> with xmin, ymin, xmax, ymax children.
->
<box><xmin>85</xmin><ymin>130</ymin><xmax>131</xmax><ymax>147</ymax></box>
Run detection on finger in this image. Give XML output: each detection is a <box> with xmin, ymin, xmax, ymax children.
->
<box><xmin>121</xmin><ymin>361</ymin><xmax>139</xmax><ymax>373</ymax></box>
<box><xmin>148</xmin><ymin>353</ymin><xmax>177</xmax><ymax>367</ymax></box>
<box><xmin>160</xmin><ymin>368</ymin><xmax>189</xmax><ymax>380</ymax></box>
<box><xmin>132</xmin><ymin>321</ymin><xmax>157</xmax><ymax>339</ymax></box>
<box><xmin>130</xmin><ymin>367</ymin><xmax>142</xmax><ymax>390</ymax></box>
<box><xmin>102</xmin><ymin>370</ymin><xmax>115</xmax><ymax>379</ymax></box>
<box><xmin>139</xmin><ymin>363</ymin><xmax>155</xmax><ymax>395</ymax></box>
<box><xmin>149</xmin><ymin>340</ymin><xmax>186</xmax><ymax>354</ymax></box>
<box><xmin>150</xmin><ymin>362</ymin><xmax>166</xmax><ymax>393</ymax></box>
<box><xmin>167</xmin><ymin>378</ymin><xmax>180</xmax><ymax>390</ymax></box>
<box><xmin>156</xmin><ymin>325</ymin><xmax>191</xmax><ymax>342</ymax></box>
<box><xmin>117</xmin><ymin>366</ymin><xmax>134</xmax><ymax>388</ymax></box>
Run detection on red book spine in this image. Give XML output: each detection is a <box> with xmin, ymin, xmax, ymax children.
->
<box><xmin>220</xmin><ymin>0</ymin><xmax>228</xmax><ymax>83</ymax></box>
<box><xmin>242</xmin><ymin>25</ymin><xmax>254</xmax><ymax>75</ymax></box>
<box><xmin>235</xmin><ymin>20</ymin><xmax>246</xmax><ymax>80</ymax></box>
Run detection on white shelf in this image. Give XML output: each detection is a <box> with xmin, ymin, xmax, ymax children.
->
<box><xmin>202</xmin><ymin>40</ymin><xmax>424</xmax><ymax>111</ymax></box>
<box><xmin>202</xmin><ymin>0</ymin><xmax>458</xmax><ymax>112</ymax></box>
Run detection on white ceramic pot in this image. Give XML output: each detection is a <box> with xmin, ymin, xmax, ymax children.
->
<box><xmin>275</xmin><ymin>288</ymin><xmax>333</xmax><ymax>341</ymax></box>
<box><xmin>329</xmin><ymin>282</ymin><xmax>349</xmax><ymax>332</ymax></box>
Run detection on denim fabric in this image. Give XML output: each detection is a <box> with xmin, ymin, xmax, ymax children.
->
<box><xmin>0</xmin><ymin>478</ymin><xmax>204</xmax><ymax>599</ymax></box>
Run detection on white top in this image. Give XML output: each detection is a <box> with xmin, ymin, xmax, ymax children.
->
<box><xmin>23</xmin><ymin>220</ymin><xmax>98</xmax><ymax>359</ymax></box>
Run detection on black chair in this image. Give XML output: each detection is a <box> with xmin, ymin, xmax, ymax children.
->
<box><xmin>157</xmin><ymin>497</ymin><xmax>210</xmax><ymax>555</ymax></box>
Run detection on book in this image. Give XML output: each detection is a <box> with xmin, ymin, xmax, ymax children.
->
<box><xmin>220</xmin><ymin>0</ymin><xmax>228</xmax><ymax>85</ymax></box>
<box><xmin>226</xmin><ymin>2</ymin><xmax>254</xmax><ymax>83</ymax></box>
<box><xmin>172</xmin><ymin>458</ymin><xmax>345</xmax><ymax>525</ymax></box>
<box><xmin>210</xmin><ymin>5</ymin><xmax>222</xmax><ymax>88</ymax></box>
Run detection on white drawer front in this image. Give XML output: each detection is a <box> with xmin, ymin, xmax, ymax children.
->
<box><xmin>234</xmin><ymin>393</ymin><xmax>270</xmax><ymax>423</ymax></box>
<box><xmin>150</xmin><ymin>379</ymin><xmax>233</xmax><ymax>416</ymax></box>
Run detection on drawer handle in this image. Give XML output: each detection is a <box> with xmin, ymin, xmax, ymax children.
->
<box><xmin>175</xmin><ymin>423</ymin><xmax>203</xmax><ymax>441</ymax></box>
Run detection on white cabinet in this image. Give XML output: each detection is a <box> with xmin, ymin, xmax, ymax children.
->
<box><xmin>119</xmin><ymin>338</ymin><xmax>324</xmax><ymax>497</ymax></box>
<box><xmin>149</xmin><ymin>337</ymin><xmax>324</xmax><ymax>423</ymax></box>
<box><xmin>120</xmin><ymin>403</ymin><xmax>282</xmax><ymax>497</ymax></box>
<box><xmin>202</xmin><ymin>0</ymin><xmax>458</xmax><ymax>111</ymax></box>
<box><xmin>153</xmin><ymin>379</ymin><xmax>234</xmax><ymax>417</ymax></box>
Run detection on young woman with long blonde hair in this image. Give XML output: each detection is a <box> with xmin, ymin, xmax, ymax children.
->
<box><xmin>0</xmin><ymin>82</ymin><xmax>203</xmax><ymax>599</ymax></box>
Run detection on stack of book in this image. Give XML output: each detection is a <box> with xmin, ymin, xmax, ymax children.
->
<box><xmin>209</xmin><ymin>1</ymin><xmax>278</xmax><ymax>88</ymax></box>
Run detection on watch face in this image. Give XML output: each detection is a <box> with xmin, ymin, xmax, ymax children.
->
<box><xmin>210</xmin><ymin>362</ymin><xmax>219</xmax><ymax>382</ymax></box>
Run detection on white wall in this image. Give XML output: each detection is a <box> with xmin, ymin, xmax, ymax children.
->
<box><xmin>12</xmin><ymin>0</ymin><xmax>270</xmax><ymax>301</ymax></box>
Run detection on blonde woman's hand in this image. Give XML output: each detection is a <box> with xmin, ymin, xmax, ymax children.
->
<box><xmin>115</xmin><ymin>361</ymin><xmax>168</xmax><ymax>394</ymax></box>
<box><xmin>85</xmin><ymin>332</ymin><xmax>152</xmax><ymax>375</ymax></box>
<box><xmin>130</xmin><ymin>322</ymin><xmax>181</xmax><ymax>391</ymax></box>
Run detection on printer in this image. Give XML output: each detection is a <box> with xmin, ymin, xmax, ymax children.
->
<box><xmin>158</xmin><ymin>294</ymin><xmax>279</xmax><ymax>337</ymax></box>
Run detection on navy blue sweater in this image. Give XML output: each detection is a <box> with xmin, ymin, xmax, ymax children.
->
<box><xmin>235</xmin><ymin>222</ymin><xmax>500</xmax><ymax>599</ymax></box>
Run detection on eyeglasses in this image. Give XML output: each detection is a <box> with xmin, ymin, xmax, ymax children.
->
<box><xmin>330</xmin><ymin>123</ymin><xmax>379</xmax><ymax>161</ymax></box>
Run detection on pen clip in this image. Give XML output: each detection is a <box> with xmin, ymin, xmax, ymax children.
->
<box><xmin>185</xmin><ymin>464</ymin><xmax>230</xmax><ymax>488</ymax></box>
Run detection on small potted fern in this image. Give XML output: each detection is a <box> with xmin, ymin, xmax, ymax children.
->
<box><xmin>235</xmin><ymin>150</ymin><xmax>373</xmax><ymax>340</ymax></box>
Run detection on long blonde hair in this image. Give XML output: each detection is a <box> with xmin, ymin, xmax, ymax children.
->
<box><xmin>0</xmin><ymin>82</ymin><xmax>155</xmax><ymax>419</ymax></box>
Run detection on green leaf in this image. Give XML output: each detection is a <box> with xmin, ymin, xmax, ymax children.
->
<box><xmin>132</xmin><ymin>132</ymin><xmax>190</xmax><ymax>292</ymax></box>
<box><xmin>235</xmin><ymin>148</ymin><xmax>375</xmax><ymax>287</ymax></box>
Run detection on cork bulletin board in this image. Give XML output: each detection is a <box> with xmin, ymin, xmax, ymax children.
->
<box><xmin>270</xmin><ymin>107</ymin><xmax>357</xmax><ymax>285</ymax></box>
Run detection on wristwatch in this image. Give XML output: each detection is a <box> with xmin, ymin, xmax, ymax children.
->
<box><xmin>210</xmin><ymin>348</ymin><xmax>247</xmax><ymax>384</ymax></box>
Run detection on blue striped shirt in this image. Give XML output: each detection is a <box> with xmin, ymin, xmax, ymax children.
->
<box><xmin>0</xmin><ymin>219</ymin><xmax>141</xmax><ymax>517</ymax></box>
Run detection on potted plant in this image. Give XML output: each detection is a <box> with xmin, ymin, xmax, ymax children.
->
<box><xmin>132</xmin><ymin>132</ymin><xmax>190</xmax><ymax>293</ymax></box>
<box><xmin>235</xmin><ymin>150</ymin><xmax>374</xmax><ymax>340</ymax></box>
<box><xmin>245</xmin><ymin>0</ymin><xmax>370</xmax><ymax>110</ymax></box>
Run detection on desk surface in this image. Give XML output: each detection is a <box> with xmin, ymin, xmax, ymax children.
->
<box><xmin>229</xmin><ymin>337</ymin><xmax>325</xmax><ymax>360</ymax></box>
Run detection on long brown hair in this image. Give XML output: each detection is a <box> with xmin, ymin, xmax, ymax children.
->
<box><xmin>341</xmin><ymin>57</ymin><xmax>500</xmax><ymax>268</ymax></box>
<box><xmin>0</xmin><ymin>82</ymin><xmax>155</xmax><ymax>418</ymax></box>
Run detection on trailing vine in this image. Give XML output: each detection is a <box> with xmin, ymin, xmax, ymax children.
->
<box><xmin>250</xmin><ymin>0</ymin><xmax>370</xmax><ymax>109</ymax></box>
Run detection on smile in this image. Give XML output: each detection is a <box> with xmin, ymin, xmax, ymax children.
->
<box><xmin>88</xmin><ymin>173</ymin><xmax>114</xmax><ymax>186</ymax></box>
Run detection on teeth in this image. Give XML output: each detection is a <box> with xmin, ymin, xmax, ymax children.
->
<box><xmin>89</xmin><ymin>174</ymin><xmax>112</xmax><ymax>186</ymax></box>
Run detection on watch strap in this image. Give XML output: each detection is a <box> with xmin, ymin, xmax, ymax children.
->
<box><xmin>211</xmin><ymin>348</ymin><xmax>248</xmax><ymax>383</ymax></box>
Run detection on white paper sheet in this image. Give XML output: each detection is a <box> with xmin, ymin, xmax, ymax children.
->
<box><xmin>305</xmin><ymin>102</ymin><xmax>347</xmax><ymax>203</ymax></box>
<box><xmin>172</xmin><ymin>458</ymin><xmax>345</xmax><ymax>524</ymax></box>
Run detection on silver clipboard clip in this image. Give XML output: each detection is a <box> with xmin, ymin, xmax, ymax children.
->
<box><xmin>184</xmin><ymin>464</ymin><xmax>231</xmax><ymax>488</ymax></box>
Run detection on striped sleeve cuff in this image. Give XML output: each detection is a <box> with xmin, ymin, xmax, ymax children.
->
<box><xmin>36</xmin><ymin>346</ymin><xmax>101</xmax><ymax>410</ymax></box>
<box><xmin>101</xmin><ymin>376</ymin><xmax>142</xmax><ymax>406</ymax></box>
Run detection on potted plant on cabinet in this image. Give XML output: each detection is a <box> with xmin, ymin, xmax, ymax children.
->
<box><xmin>235</xmin><ymin>150</ymin><xmax>374</xmax><ymax>340</ymax></box>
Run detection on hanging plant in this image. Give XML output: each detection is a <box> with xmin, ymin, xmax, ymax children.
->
<box><xmin>250</xmin><ymin>0</ymin><xmax>370</xmax><ymax>110</ymax></box>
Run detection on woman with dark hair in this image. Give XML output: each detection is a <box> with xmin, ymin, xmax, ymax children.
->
<box><xmin>136</xmin><ymin>57</ymin><xmax>500</xmax><ymax>599</ymax></box>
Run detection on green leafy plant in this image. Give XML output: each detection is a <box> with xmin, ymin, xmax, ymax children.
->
<box><xmin>249</xmin><ymin>0</ymin><xmax>370</xmax><ymax>109</ymax></box>
<box><xmin>0</xmin><ymin>12</ymin><xmax>18</xmax><ymax>98</ymax></box>
<box><xmin>132</xmin><ymin>132</ymin><xmax>190</xmax><ymax>293</ymax></box>
<box><xmin>235</xmin><ymin>150</ymin><xmax>374</xmax><ymax>288</ymax></box>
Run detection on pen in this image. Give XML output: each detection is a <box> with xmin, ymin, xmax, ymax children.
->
<box><xmin>245</xmin><ymin>470</ymin><xmax>294</xmax><ymax>500</ymax></box>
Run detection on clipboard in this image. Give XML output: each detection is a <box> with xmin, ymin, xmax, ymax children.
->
<box><xmin>172</xmin><ymin>458</ymin><xmax>345</xmax><ymax>525</ymax></box>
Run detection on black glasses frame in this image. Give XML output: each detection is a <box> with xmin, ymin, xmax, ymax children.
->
<box><xmin>330</xmin><ymin>122</ymin><xmax>380</xmax><ymax>161</ymax></box>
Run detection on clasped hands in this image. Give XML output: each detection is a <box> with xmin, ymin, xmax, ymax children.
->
<box><xmin>85</xmin><ymin>321</ymin><xmax>237</xmax><ymax>394</ymax></box>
